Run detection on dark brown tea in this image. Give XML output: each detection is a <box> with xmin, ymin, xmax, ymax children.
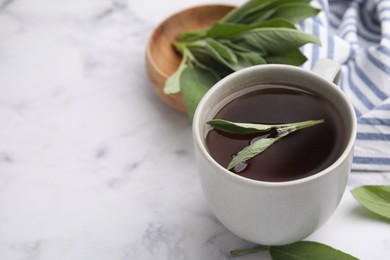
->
<box><xmin>206</xmin><ymin>84</ymin><xmax>346</xmax><ymax>182</ymax></box>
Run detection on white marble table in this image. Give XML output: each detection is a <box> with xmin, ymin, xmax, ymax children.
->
<box><xmin>0</xmin><ymin>0</ymin><xmax>389</xmax><ymax>259</ymax></box>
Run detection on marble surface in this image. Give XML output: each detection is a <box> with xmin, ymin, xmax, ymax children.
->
<box><xmin>0</xmin><ymin>0</ymin><xmax>389</xmax><ymax>259</ymax></box>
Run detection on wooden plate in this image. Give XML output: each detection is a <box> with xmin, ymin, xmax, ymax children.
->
<box><xmin>145</xmin><ymin>4</ymin><xmax>234</xmax><ymax>113</ymax></box>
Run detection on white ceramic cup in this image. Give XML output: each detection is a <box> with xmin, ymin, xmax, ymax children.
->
<box><xmin>192</xmin><ymin>59</ymin><xmax>357</xmax><ymax>245</ymax></box>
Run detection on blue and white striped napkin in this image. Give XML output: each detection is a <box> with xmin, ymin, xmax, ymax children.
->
<box><xmin>300</xmin><ymin>0</ymin><xmax>390</xmax><ymax>171</ymax></box>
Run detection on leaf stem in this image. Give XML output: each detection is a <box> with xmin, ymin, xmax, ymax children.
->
<box><xmin>173</xmin><ymin>41</ymin><xmax>186</xmax><ymax>55</ymax></box>
<box><xmin>276</xmin><ymin>119</ymin><xmax>324</xmax><ymax>134</ymax></box>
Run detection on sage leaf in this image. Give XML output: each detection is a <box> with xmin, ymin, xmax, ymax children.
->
<box><xmin>208</xmin><ymin>119</ymin><xmax>324</xmax><ymax>170</ymax></box>
<box><xmin>221</xmin><ymin>0</ymin><xmax>310</xmax><ymax>24</ymax></box>
<box><xmin>231</xmin><ymin>51</ymin><xmax>267</xmax><ymax>70</ymax></box>
<box><xmin>218</xmin><ymin>40</ymin><xmax>254</xmax><ymax>53</ymax></box>
<box><xmin>206</xmin><ymin>22</ymin><xmax>264</xmax><ymax>39</ymax></box>
<box><xmin>351</xmin><ymin>185</ymin><xmax>390</xmax><ymax>220</ymax></box>
<box><xmin>237</xmin><ymin>0</ymin><xmax>311</xmax><ymax>24</ymax></box>
<box><xmin>265</xmin><ymin>49</ymin><xmax>308</xmax><ymax>66</ymax></box>
<box><xmin>206</xmin><ymin>19</ymin><xmax>296</xmax><ymax>39</ymax></box>
<box><xmin>197</xmin><ymin>39</ymin><xmax>265</xmax><ymax>72</ymax></box>
<box><xmin>207</xmin><ymin>119</ymin><xmax>323</xmax><ymax>135</ymax></box>
<box><xmin>164</xmin><ymin>56</ymin><xmax>189</xmax><ymax>94</ymax></box>
<box><xmin>190</xmin><ymin>47</ymin><xmax>234</xmax><ymax>78</ymax></box>
<box><xmin>270</xmin><ymin>241</ymin><xmax>358</xmax><ymax>260</ymax></box>
<box><xmin>207</xmin><ymin>119</ymin><xmax>278</xmax><ymax>134</ymax></box>
<box><xmin>220</xmin><ymin>0</ymin><xmax>273</xmax><ymax>23</ymax></box>
<box><xmin>180</xmin><ymin>66</ymin><xmax>219</xmax><ymax>119</ymax></box>
<box><xmin>230</xmin><ymin>37</ymin><xmax>268</xmax><ymax>53</ymax></box>
<box><xmin>179</xmin><ymin>29</ymin><xmax>207</xmax><ymax>42</ymax></box>
<box><xmin>235</xmin><ymin>28</ymin><xmax>321</xmax><ymax>54</ymax></box>
<box><xmin>242</xmin><ymin>8</ymin><xmax>276</xmax><ymax>24</ymax></box>
<box><xmin>195</xmin><ymin>40</ymin><xmax>238</xmax><ymax>70</ymax></box>
<box><xmin>215</xmin><ymin>42</ymin><xmax>267</xmax><ymax>70</ymax></box>
<box><xmin>251</xmin><ymin>18</ymin><xmax>297</xmax><ymax>29</ymax></box>
<box><xmin>205</xmin><ymin>39</ymin><xmax>237</xmax><ymax>64</ymax></box>
<box><xmin>271</xmin><ymin>3</ymin><xmax>321</xmax><ymax>24</ymax></box>
<box><xmin>228</xmin><ymin>137</ymin><xmax>276</xmax><ymax>170</ymax></box>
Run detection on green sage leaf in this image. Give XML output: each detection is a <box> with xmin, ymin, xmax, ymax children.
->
<box><xmin>251</xmin><ymin>18</ymin><xmax>297</xmax><ymax>29</ymax></box>
<box><xmin>207</xmin><ymin>119</ymin><xmax>323</xmax><ymax>135</ymax></box>
<box><xmin>194</xmin><ymin>39</ymin><xmax>265</xmax><ymax>72</ymax></box>
<box><xmin>219</xmin><ymin>40</ymin><xmax>258</xmax><ymax>53</ymax></box>
<box><xmin>180</xmin><ymin>66</ymin><xmax>219</xmax><ymax>120</ymax></box>
<box><xmin>222</xmin><ymin>39</ymin><xmax>267</xmax><ymax>56</ymax></box>
<box><xmin>231</xmin><ymin>51</ymin><xmax>267</xmax><ymax>70</ymax></box>
<box><xmin>206</xmin><ymin>19</ymin><xmax>296</xmax><ymax>39</ymax></box>
<box><xmin>205</xmin><ymin>39</ymin><xmax>237</xmax><ymax>64</ymax></box>
<box><xmin>194</xmin><ymin>40</ymin><xmax>237</xmax><ymax>70</ymax></box>
<box><xmin>220</xmin><ymin>0</ymin><xmax>273</xmax><ymax>23</ymax></box>
<box><xmin>208</xmin><ymin>119</ymin><xmax>324</xmax><ymax>170</ymax></box>
<box><xmin>242</xmin><ymin>8</ymin><xmax>276</xmax><ymax>24</ymax></box>
<box><xmin>179</xmin><ymin>29</ymin><xmax>207</xmax><ymax>42</ymax></box>
<box><xmin>228</xmin><ymin>137</ymin><xmax>276</xmax><ymax>170</ymax></box>
<box><xmin>271</xmin><ymin>3</ymin><xmax>321</xmax><ymax>24</ymax></box>
<box><xmin>221</xmin><ymin>0</ymin><xmax>310</xmax><ymax>24</ymax></box>
<box><xmin>237</xmin><ymin>40</ymin><xmax>267</xmax><ymax>54</ymax></box>
<box><xmin>207</xmin><ymin>119</ymin><xmax>279</xmax><ymax>134</ymax></box>
<box><xmin>235</xmin><ymin>28</ymin><xmax>321</xmax><ymax>55</ymax></box>
<box><xmin>163</xmin><ymin>56</ymin><xmax>189</xmax><ymax>94</ymax></box>
<box><xmin>270</xmin><ymin>241</ymin><xmax>358</xmax><ymax>260</ymax></box>
<box><xmin>351</xmin><ymin>185</ymin><xmax>390</xmax><ymax>220</ymax></box>
<box><xmin>214</xmin><ymin>42</ymin><xmax>267</xmax><ymax>70</ymax></box>
<box><xmin>190</xmin><ymin>47</ymin><xmax>234</xmax><ymax>78</ymax></box>
<box><xmin>206</xmin><ymin>22</ymin><xmax>264</xmax><ymax>39</ymax></box>
<box><xmin>265</xmin><ymin>48</ymin><xmax>308</xmax><ymax>66</ymax></box>
<box><xmin>237</xmin><ymin>0</ymin><xmax>311</xmax><ymax>24</ymax></box>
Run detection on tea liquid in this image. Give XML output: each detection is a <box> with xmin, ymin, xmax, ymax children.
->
<box><xmin>206</xmin><ymin>85</ymin><xmax>346</xmax><ymax>182</ymax></box>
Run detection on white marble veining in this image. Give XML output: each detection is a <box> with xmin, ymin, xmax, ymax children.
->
<box><xmin>0</xmin><ymin>0</ymin><xmax>389</xmax><ymax>259</ymax></box>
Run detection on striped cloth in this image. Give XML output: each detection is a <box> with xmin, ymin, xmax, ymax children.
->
<box><xmin>300</xmin><ymin>0</ymin><xmax>390</xmax><ymax>171</ymax></box>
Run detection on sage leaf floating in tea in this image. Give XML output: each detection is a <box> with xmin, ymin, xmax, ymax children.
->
<box><xmin>208</xmin><ymin>119</ymin><xmax>323</xmax><ymax>135</ymax></box>
<box><xmin>207</xmin><ymin>119</ymin><xmax>324</xmax><ymax>170</ymax></box>
<box><xmin>164</xmin><ymin>0</ymin><xmax>321</xmax><ymax>119</ymax></box>
<box><xmin>228</xmin><ymin>137</ymin><xmax>276</xmax><ymax>170</ymax></box>
<box><xmin>351</xmin><ymin>185</ymin><xmax>390</xmax><ymax>220</ymax></box>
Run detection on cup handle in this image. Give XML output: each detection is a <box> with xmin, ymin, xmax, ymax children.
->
<box><xmin>311</xmin><ymin>59</ymin><xmax>341</xmax><ymax>85</ymax></box>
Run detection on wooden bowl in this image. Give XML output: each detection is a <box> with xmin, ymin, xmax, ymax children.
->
<box><xmin>145</xmin><ymin>4</ymin><xmax>234</xmax><ymax>113</ymax></box>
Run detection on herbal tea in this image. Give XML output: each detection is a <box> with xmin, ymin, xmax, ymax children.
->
<box><xmin>206</xmin><ymin>84</ymin><xmax>346</xmax><ymax>182</ymax></box>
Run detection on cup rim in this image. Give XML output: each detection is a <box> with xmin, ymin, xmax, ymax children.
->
<box><xmin>192</xmin><ymin>64</ymin><xmax>357</xmax><ymax>187</ymax></box>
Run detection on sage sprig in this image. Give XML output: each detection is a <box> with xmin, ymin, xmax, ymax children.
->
<box><xmin>164</xmin><ymin>0</ymin><xmax>321</xmax><ymax>119</ymax></box>
<box><xmin>230</xmin><ymin>241</ymin><xmax>358</xmax><ymax>259</ymax></box>
<box><xmin>351</xmin><ymin>185</ymin><xmax>390</xmax><ymax>220</ymax></box>
<box><xmin>208</xmin><ymin>119</ymin><xmax>324</xmax><ymax>135</ymax></box>
<box><xmin>207</xmin><ymin>119</ymin><xmax>324</xmax><ymax>170</ymax></box>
